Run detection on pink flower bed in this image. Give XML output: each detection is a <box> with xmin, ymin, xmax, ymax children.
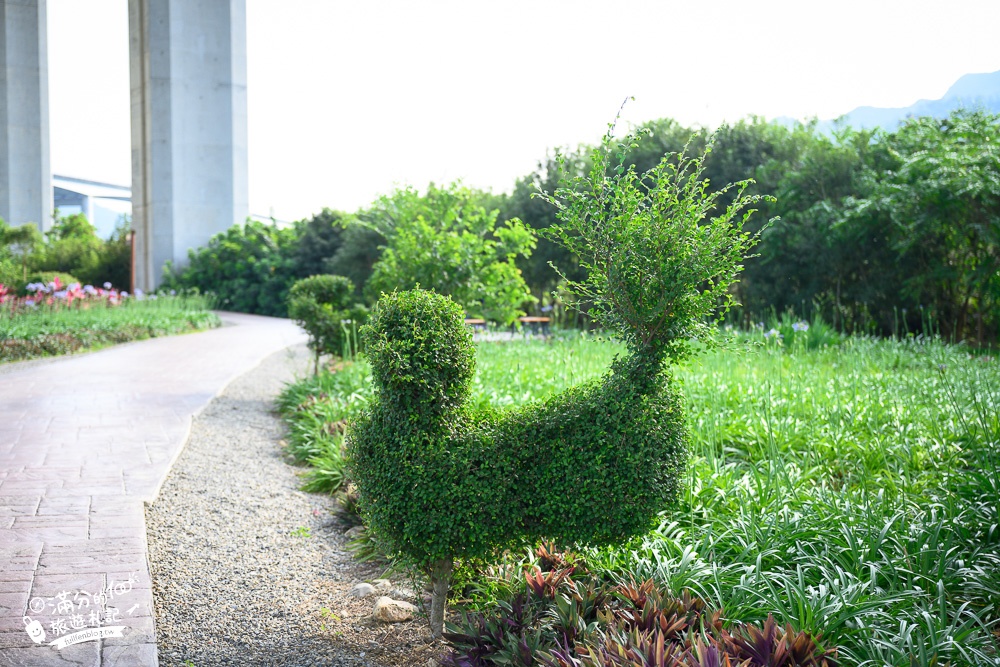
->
<box><xmin>0</xmin><ymin>277</ymin><xmax>136</xmax><ymax>313</ymax></box>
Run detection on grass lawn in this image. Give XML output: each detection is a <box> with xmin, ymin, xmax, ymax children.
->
<box><xmin>0</xmin><ymin>295</ymin><xmax>221</xmax><ymax>362</ymax></box>
<box><xmin>279</xmin><ymin>331</ymin><xmax>1000</xmax><ymax>666</ymax></box>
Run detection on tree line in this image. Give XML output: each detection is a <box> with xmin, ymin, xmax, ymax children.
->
<box><xmin>163</xmin><ymin>107</ymin><xmax>1000</xmax><ymax>345</ymax></box>
<box><xmin>0</xmin><ymin>215</ymin><xmax>131</xmax><ymax>292</ymax></box>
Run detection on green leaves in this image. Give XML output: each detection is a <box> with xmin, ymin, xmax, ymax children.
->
<box><xmin>363</xmin><ymin>183</ymin><xmax>537</xmax><ymax>325</ymax></box>
<box><xmin>164</xmin><ymin>218</ymin><xmax>304</xmax><ymax>317</ymax></box>
<box><xmin>349</xmin><ymin>287</ymin><xmax>686</xmax><ymax>578</ymax></box>
<box><xmin>537</xmin><ymin>121</ymin><xmax>770</xmax><ymax>360</ymax></box>
<box><xmin>287</xmin><ymin>274</ymin><xmax>367</xmax><ymax>360</ymax></box>
<box><xmin>848</xmin><ymin>109</ymin><xmax>1000</xmax><ymax>344</ymax></box>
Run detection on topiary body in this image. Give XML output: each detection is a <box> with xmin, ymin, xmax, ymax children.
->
<box><xmin>350</xmin><ymin>290</ymin><xmax>686</xmax><ymax>635</ymax></box>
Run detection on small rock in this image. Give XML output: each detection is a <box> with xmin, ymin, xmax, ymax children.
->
<box><xmin>372</xmin><ymin>578</ymin><xmax>392</xmax><ymax>593</ymax></box>
<box><xmin>390</xmin><ymin>586</ymin><xmax>417</xmax><ymax>601</ymax></box>
<box><xmin>372</xmin><ymin>596</ymin><xmax>416</xmax><ymax>623</ymax></box>
<box><xmin>427</xmin><ymin>659</ymin><xmax>439</xmax><ymax>667</ymax></box>
<box><xmin>344</xmin><ymin>525</ymin><xmax>366</xmax><ymax>540</ymax></box>
<box><xmin>350</xmin><ymin>582</ymin><xmax>376</xmax><ymax>598</ymax></box>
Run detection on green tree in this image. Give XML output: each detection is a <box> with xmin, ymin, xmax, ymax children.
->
<box><xmin>30</xmin><ymin>214</ymin><xmax>103</xmax><ymax>281</ymax></box>
<box><xmin>292</xmin><ymin>208</ymin><xmax>347</xmax><ymax>278</ymax></box>
<box><xmin>163</xmin><ymin>219</ymin><xmax>300</xmax><ymax>316</ymax></box>
<box><xmin>325</xmin><ymin>222</ymin><xmax>385</xmax><ymax>301</ymax></box>
<box><xmin>503</xmin><ymin>149</ymin><xmax>591</xmax><ymax>300</ymax></box>
<box><xmin>1</xmin><ymin>215</ymin><xmax>132</xmax><ymax>290</ymax></box>
<box><xmin>844</xmin><ymin>109</ymin><xmax>1000</xmax><ymax>343</ymax></box>
<box><xmin>81</xmin><ymin>218</ymin><xmax>132</xmax><ymax>289</ymax></box>
<box><xmin>736</xmin><ymin>123</ymin><xmax>873</xmax><ymax>326</ymax></box>
<box><xmin>627</xmin><ymin>117</ymin><xmax>706</xmax><ymax>174</ymax></box>
<box><xmin>363</xmin><ymin>183</ymin><xmax>537</xmax><ymax>324</ymax></box>
<box><xmin>0</xmin><ymin>219</ymin><xmax>43</xmax><ymax>285</ymax></box>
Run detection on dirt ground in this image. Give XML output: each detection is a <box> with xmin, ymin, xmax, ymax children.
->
<box><xmin>301</xmin><ymin>520</ymin><xmax>447</xmax><ymax>667</ymax></box>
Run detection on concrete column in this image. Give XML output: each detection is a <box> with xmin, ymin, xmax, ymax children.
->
<box><xmin>130</xmin><ymin>0</ymin><xmax>248</xmax><ymax>290</ymax></box>
<box><xmin>0</xmin><ymin>0</ymin><xmax>51</xmax><ymax>231</ymax></box>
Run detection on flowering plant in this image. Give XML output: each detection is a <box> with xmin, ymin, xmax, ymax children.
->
<box><xmin>1</xmin><ymin>276</ymin><xmax>135</xmax><ymax>314</ymax></box>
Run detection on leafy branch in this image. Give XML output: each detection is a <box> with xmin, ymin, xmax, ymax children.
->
<box><xmin>536</xmin><ymin>104</ymin><xmax>774</xmax><ymax>360</ymax></box>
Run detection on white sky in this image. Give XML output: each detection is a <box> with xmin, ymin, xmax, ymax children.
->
<box><xmin>48</xmin><ymin>0</ymin><xmax>1000</xmax><ymax>222</ymax></box>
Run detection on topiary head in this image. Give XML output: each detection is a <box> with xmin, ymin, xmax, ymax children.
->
<box><xmin>362</xmin><ymin>289</ymin><xmax>475</xmax><ymax>412</ymax></box>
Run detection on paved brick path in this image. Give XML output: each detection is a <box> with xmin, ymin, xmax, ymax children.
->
<box><xmin>0</xmin><ymin>313</ymin><xmax>306</xmax><ymax>666</ymax></box>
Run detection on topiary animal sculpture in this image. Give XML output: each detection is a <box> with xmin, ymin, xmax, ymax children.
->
<box><xmin>349</xmin><ymin>119</ymin><xmax>772</xmax><ymax>638</ymax></box>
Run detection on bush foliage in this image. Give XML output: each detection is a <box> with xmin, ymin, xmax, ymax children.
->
<box><xmin>352</xmin><ymin>286</ymin><xmax>687</xmax><ymax>557</ymax></box>
<box><xmin>162</xmin><ymin>219</ymin><xmax>301</xmax><ymax>316</ymax></box>
<box><xmin>363</xmin><ymin>183</ymin><xmax>537</xmax><ymax>324</ymax></box>
<box><xmin>287</xmin><ymin>274</ymin><xmax>367</xmax><ymax>364</ymax></box>
<box><xmin>0</xmin><ymin>215</ymin><xmax>131</xmax><ymax>292</ymax></box>
<box><xmin>537</xmin><ymin>129</ymin><xmax>768</xmax><ymax>359</ymax></box>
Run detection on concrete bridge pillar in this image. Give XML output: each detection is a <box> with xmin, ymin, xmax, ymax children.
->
<box><xmin>129</xmin><ymin>0</ymin><xmax>248</xmax><ymax>290</ymax></box>
<box><xmin>0</xmin><ymin>0</ymin><xmax>51</xmax><ymax>231</ymax></box>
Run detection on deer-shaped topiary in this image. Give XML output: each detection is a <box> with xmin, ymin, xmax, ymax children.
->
<box><xmin>349</xmin><ymin>119</ymin><xmax>772</xmax><ymax>638</ymax></box>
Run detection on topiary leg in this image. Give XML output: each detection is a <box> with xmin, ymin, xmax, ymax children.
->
<box><xmin>429</xmin><ymin>557</ymin><xmax>453</xmax><ymax>639</ymax></box>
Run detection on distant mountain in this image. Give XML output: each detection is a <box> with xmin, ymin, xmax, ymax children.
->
<box><xmin>779</xmin><ymin>70</ymin><xmax>1000</xmax><ymax>133</ymax></box>
<box><xmin>842</xmin><ymin>70</ymin><xmax>1000</xmax><ymax>129</ymax></box>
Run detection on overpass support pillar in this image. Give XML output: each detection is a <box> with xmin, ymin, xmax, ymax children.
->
<box><xmin>130</xmin><ymin>0</ymin><xmax>248</xmax><ymax>290</ymax></box>
<box><xmin>0</xmin><ymin>0</ymin><xmax>51</xmax><ymax>231</ymax></box>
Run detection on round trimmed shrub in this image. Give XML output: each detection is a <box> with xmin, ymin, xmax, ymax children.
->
<box><xmin>287</xmin><ymin>274</ymin><xmax>367</xmax><ymax>361</ymax></box>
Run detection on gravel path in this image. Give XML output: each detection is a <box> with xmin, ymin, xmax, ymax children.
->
<box><xmin>146</xmin><ymin>344</ymin><xmax>379</xmax><ymax>667</ymax></box>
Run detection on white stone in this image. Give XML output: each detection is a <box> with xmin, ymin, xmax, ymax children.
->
<box><xmin>350</xmin><ymin>582</ymin><xmax>376</xmax><ymax>598</ymax></box>
<box><xmin>372</xmin><ymin>596</ymin><xmax>416</xmax><ymax>623</ymax></box>
<box><xmin>390</xmin><ymin>586</ymin><xmax>417</xmax><ymax>601</ymax></box>
<box><xmin>372</xmin><ymin>578</ymin><xmax>392</xmax><ymax>593</ymax></box>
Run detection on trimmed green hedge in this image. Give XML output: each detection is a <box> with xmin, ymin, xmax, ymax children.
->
<box><xmin>351</xmin><ymin>289</ymin><xmax>685</xmax><ymax>568</ymax></box>
<box><xmin>287</xmin><ymin>274</ymin><xmax>367</xmax><ymax>363</ymax></box>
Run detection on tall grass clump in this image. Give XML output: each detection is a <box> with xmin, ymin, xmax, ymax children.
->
<box><xmin>578</xmin><ymin>335</ymin><xmax>1000</xmax><ymax>666</ymax></box>
<box><xmin>281</xmin><ymin>330</ymin><xmax>1000</xmax><ymax>664</ymax></box>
